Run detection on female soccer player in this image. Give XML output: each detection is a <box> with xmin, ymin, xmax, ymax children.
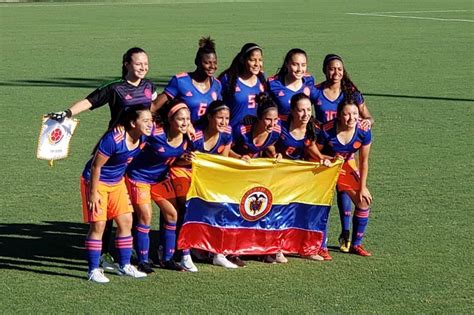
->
<box><xmin>49</xmin><ymin>47</ymin><xmax>157</xmax><ymax>270</ymax></box>
<box><xmin>185</xmin><ymin>100</ymin><xmax>238</xmax><ymax>269</ymax></box>
<box><xmin>267</xmin><ymin>48</ymin><xmax>315</xmax><ymax>121</ymax></box>
<box><xmin>271</xmin><ymin>93</ymin><xmax>331</xmax><ymax>261</ymax></box>
<box><xmin>49</xmin><ymin>47</ymin><xmax>157</xmax><ymax>128</ymax></box>
<box><xmin>312</xmin><ymin>54</ymin><xmax>374</xmax><ymax>257</ymax></box>
<box><xmin>316</xmin><ymin>99</ymin><xmax>373</xmax><ymax>257</ymax></box>
<box><xmin>229</xmin><ymin>93</ymin><xmax>284</xmax><ymax>265</ymax></box>
<box><xmin>151</xmin><ymin>37</ymin><xmax>221</xmax><ymax>123</ymax></box>
<box><xmin>125</xmin><ymin>100</ymin><xmax>192</xmax><ymax>272</ymax></box>
<box><xmin>81</xmin><ymin>105</ymin><xmax>152</xmax><ymax>283</ymax></box>
<box><xmin>218</xmin><ymin>43</ymin><xmax>266</xmax><ymax>128</ymax></box>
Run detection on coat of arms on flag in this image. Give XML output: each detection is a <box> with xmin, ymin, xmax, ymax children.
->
<box><xmin>36</xmin><ymin>116</ymin><xmax>79</xmax><ymax>165</ymax></box>
<box><xmin>178</xmin><ymin>152</ymin><xmax>342</xmax><ymax>256</ymax></box>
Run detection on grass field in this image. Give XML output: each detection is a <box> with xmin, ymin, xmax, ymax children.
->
<box><xmin>1</xmin><ymin>0</ymin><xmax>473</xmax><ymax>313</ymax></box>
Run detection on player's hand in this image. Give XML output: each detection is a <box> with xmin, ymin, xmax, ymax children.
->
<box><xmin>47</xmin><ymin>109</ymin><xmax>72</xmax><ymax>121</ymax></box>
<box><xmin>359</xmin><ymin>118</ymin><xmax>372</xmax><ymax>131</ymax></box>
<box><xmin>240</xmin><ymin>155</ymin><xmax>251</xmax><ymax>162</ymax></box>
<box><xmin>321</xmin><ymin>158</ymin><xmax>331</xmax><ymax>167</ymax></box>
<box><xmin>88</xmin><ymin>191</ymin><xmax>103</xmax><ymax>216</ymax></box>
<box><xmin>182</xmin><ymin>151</ymin><xmax>196</xmax><ymax>163</ymax></box>
<box><xmin>187</xmin><ymin>124</ymin><xmax>196</xmax><ymax>140</ymax></box>
<box><xmin>359</xmin><ymin>186</ymin><xmax>373</xmax><ymax>205</ymax></box>
<box><xmin>273</xmin><ymin>153</ymin><xmax>282</xmax><ymax>163</ymax></box>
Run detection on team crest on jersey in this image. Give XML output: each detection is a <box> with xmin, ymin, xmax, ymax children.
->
<box><xmin>239</xmin><ymin>186</ymin><xmax>273</xmax><ymax>221</ymax></box>
<box><xmin>144</xmin><ymin>88</ymin><xmax>152</xmax><ymax>98</ymax></box>
<box><xmin>303</xmin><ymin>87</ymin><xmax>310</xmax><ymax>96</ymax></box>
<box><xmin>48</xmin><ymin>126</ymin><xmax>65</xmax><ymax>144</ymax></box>
<box><xmin>353</xmin><ymin>141</ymin><xmax>362</xmax><ymax>149</ymax></box>
<box><xmin>211</xmin><ymin>91</ymin><xmax>217</xmax><ymax>100</ymax></box>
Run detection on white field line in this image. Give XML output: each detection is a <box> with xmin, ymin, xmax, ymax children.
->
<box><xmin>346</xmin><ymin>12</ymin><xmax>474</xmax><ymax>23</ymax></box>
<box><xmin>369</xmin><ymin>10</ymin><xmax>472</xmax><ymax>14</ymax></box>
<box><xmin>0</xmin><ymin>0</ymin><xmax>261</xmax><ymax>8</ymax></box>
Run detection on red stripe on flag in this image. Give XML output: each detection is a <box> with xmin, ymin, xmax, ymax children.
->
<box><xmin>178</xmin><ymin>223</ymin><xmax>323</xmax><ymax>256</ymax></box>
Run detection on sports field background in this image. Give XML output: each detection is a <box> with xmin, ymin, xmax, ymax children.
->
<box><xmin>0</xmin><ymin>0</ymin><xmax>473</xmax><ymax>313</ymax></box>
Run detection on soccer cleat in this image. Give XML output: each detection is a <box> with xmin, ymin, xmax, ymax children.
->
<box><xmin>228</xmin><ymin>255</ymin><xmax>247</xmax><ymax>267</ymax></box>
<box><xmin>213</xmin><ymin>254</ymin><xmax>238</xmax><ymax>269</ymax></box>
<box><xmin>275</xmin><ymin>252</ymin><xmax>288</xmax><ymax>264</ymax></box>
<box><xmin>88</xmin><ymin>268</ymin><xmax>110</xmax><ymax>283</ymax></box>
<box><xmin>350</xmin><ymin>245</ymin><xmax>372</xmax><ymax>257</ymax></box>
<box><xmin>181</xmin><ymin>254</ymin><xmax>198</xmax><ymax>272</ymax></box>
<box><xmin>302</xmin><ymin>254</ymin><xmax>324</xmax><ymax>261</ymax></box>
<box><xmin>338</xmin><ymin>235</ymin><xmax>351</xmax><ymax>253</ymax></box>
<box><xmin>262</xmin><ymin>255</ymin><xmax>277</xmax><ymax>264</ymax></box>
<box><xmin>118</xmin><ymin>264</ymin><xmax>147</xmax><ymax>278</ymax></box>
<box><xmin>317</xmin><ymin>248</ymin><xmax>333</xmax><ymax>261</ymax></box>
<box><xmin>99</xmin><ymin>253</ymin><xmax>118</xmax><ymax>272</ymax></box>
<box><xmin>161</xmin><ymin>259</ymin><xmax>186</xmax><ymax>272</ymax></box>
<box><xmin>138</xmin><ymin>262</ymin><xmax>155</xmax><ymax>274</ymax></box>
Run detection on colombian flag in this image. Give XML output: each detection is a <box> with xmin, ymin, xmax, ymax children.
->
<box><xmin>178</xmin><ymin>152</ymin><xmax>342</xmax><ymax>256</ymax></box>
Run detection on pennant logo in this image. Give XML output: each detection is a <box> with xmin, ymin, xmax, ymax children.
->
<box><xmin>48</xmin><ymin>127</ymin><xmax>64</xmax><ymax>144</ymax></box>
<box><xmin>239</xmin><ymin>186</ymin><xmax>273</xmax><ymax>221</ymax></box>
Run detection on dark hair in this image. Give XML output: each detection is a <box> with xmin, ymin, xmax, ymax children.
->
<box><xmin>255</xmin><ymin>93</ymin><xmax>278</xmax><ymax>120</ymax></box>
<box><xmin>288</xmin><ymin>93</ymin><xmax>316</xmax><ymax>141</ymax></box>
<box><xmin>156</xmin><ymin>98</ymin><xmax>189</xmax><ymax>132</ymax></box>
<box><xmin>194</xmin><ymin>36</ymin><xmax>216</xmax><ymax>67</ymax></box>
<box><xmin>91</xmin><ymin>104</ymin><xmax>150</xmax><ymax>154</ymax></box>
<box><xmin>122</xmin><ymin>47</ymin><xmax>147</xmax><ymax>79</ymax></box>
<box><xmin>196</xmin><ymin>100</ymin><xmax>230</xmax><ymax>129</ymax></box>
<box><xmin>322</xmin><ymin>54</ymin><xmax>360</xmax><ymax>102</ymax></box>
<box><xmin>275</xmin><ymin>48</ymin><xmax>307</xmax><ymax>79</ymax></box>
<box><xmin>218</xmin><ymin>43</ymin><xmax>266</xmax><ymax>98</ymax></box>
<box><xmin>336</xmin><ymin>97</ymin><xmax>359</xmax><ymax>117</ymax></box>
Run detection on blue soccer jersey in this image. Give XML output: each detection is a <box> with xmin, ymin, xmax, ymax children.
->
<box><xmin>190</xmin><ymin>127</ymin><xmax>233</xmax><ymax>155</ymax></box>
<box><xmin>220</xmin><ymin>73</ymin><xmax>266</xmax><ymax>127</ymax></box>
<box><xmin>317</xmin><ymin>120</ymin><xmax>372</xmax><ymax>160</ymax></box>
<box><xmin>87</xmin><ymin>78</ymin><xmax>157</xmax><ymax>128</ymax></box>
<box><xmin>267</xmin><ymin>74</ymin><xmax>315</xmax><ymax>119</ymax></box>
<box><xmin>232</xmin><ymin>122</ymin><xmax>281</xmax><ymax>158</ymax></box>
<box><xmin>82</xmin><ymin>128</ymin><xmax>146</xmax><ymax>184</ymax></box>
<box><xmin>274</xmin><ymin>121</ymin><xmax>311</xmax><ymax>160</ymax></box>
<box><xmin>126</xmin><ymin>124</ymin><xmax>190</xmax><ymax>184</ymax></box>
<box><xmin>164</xmin><ymin>72</ymin><xmax>222</xmax><ymax>123</ymax></box>
<box><xmin>311</xmin><ymin>84</ymin><xmax>364</xmax><ymax>124</ymax></box>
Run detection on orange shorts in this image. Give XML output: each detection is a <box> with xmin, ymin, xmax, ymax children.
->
<box><xmin>337</xmin><ymin>159</ymin><xmax>361</xmax><ymax>192</ymax></box>
<box><xmin>169</xmin><ymin>166</ymin><xmax>192</xmax><ymax>198</ymax></box>
<box><xmin>81</xmin><ymin>177</ymin><xmax>133</xmax><ymax>223</ymax></box>
<box><xmin>125</xmin><ymin>176</ymin><xmax>176</xmax><ymax>205</ymax></box>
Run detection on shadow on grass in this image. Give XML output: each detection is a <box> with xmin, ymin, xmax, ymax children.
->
<box><xmin>0</xmin><ymin>76</ymin><xmax>171</xmax><ymax>89</ymax></box>
<box><xmin>0</xmin><ymin>221</ymin><xmax>162</xmax><ymax>279</ymax></box>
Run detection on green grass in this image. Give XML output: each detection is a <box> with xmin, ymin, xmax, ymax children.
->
<box><xmin>1</xmin><ymin>0</ymin><xmax>473</xmax><ymax>313</ymax></box>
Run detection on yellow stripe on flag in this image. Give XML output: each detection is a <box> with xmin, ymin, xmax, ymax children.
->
<box><xmin>188</xmin><ymin>152</ymin><xmax>342</xmax><ymax>206</ymax></box>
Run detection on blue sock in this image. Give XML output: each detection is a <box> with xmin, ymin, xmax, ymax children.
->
<box><xmin>352</xmin><ymin>208</ymin><xmax>370</xmax><ymax>246</ymax></box>
<box><xmin>115</xmin><ymin>235</ymin><xmax>133</xmax><ymax>267</ymax></box>
<box><xmin>320</xmin><ymin>206</ymin><xmax>330</xmax><ymax>249</ymax></box>
<box><xmin>85</xmin><ymin>238</ymin><xmax>102</xmax><ymax>272</ymax></box>
<box><xmin>163</xmin><ymin>221</ymin><xmax>177</xmax><ymax>261</ymax></box>
<box><xmin>136</xmin><ymin>224</ymin><xmax>150</xmax><ymax>264</ymax></box>
<box><xmin>337</xmin><ymin>190</ymin><xmax>352</xmax><ymax>233</ymax></box>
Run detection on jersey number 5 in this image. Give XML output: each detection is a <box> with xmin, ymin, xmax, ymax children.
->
<box><xmin>248</xmin><ymin>95</ymin><xmax>256</xmax><ymax>109</ymax></box>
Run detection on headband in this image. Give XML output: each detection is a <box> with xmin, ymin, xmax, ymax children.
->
<box><xmin>242</xmin><ymin>45</ymin><xmax>261</xmax><ymax>56</ymax></box>
<box><xmin>210</xmin><ymin>104</ymin><xmax>230</xmax><ymax>114</ymax></box>
<box><xmin>168</xmin><ymin>103</ymin><xmax>188</xmax><ymax>119</ymax></box>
